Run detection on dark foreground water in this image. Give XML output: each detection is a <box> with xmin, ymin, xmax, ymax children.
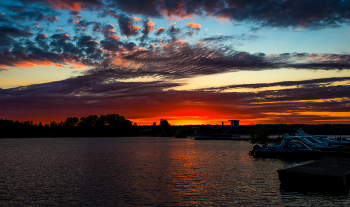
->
<box><xmin>0</xmin><ymin>137</ymin><xmax>349</xmax><ymax>206</ymax></box>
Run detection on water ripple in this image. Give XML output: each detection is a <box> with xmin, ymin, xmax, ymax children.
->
<box><xmin>0</xmin><ymin>137</ymin><xmax>349</xmax><ymax>206</ymax></box>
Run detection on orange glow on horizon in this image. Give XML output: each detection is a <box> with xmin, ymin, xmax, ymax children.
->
<box><xmin>11</xmin><ymin>108</ymin><xmax>350</xmax><ymax>126</ymax></box>
<box><xmin>15</xmin><ymin>116</ymin><xmax>350</xmax><ymax>126</ymax></box>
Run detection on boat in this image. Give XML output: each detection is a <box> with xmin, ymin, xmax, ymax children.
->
<box><xmin>250</xmin><ymin>138</ymin><xmax>322</xmax><ymax>160</ymax></box>
<box><xmin>293</xmin><ymin>128</ymin><xmax>350</xmax><ymax>146</ymax></box>
<box><xmin>283</xmin><ymin>129</ymin><xmax>343</xmax><ymax>151</ymax></box>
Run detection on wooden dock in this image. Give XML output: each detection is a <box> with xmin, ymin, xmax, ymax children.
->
<box><xmin>277</xmin><ymin>157</ymin><xmax>350</xmax><ymax>195</ymax></box>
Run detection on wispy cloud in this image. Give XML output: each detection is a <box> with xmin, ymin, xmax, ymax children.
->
<box><xmin>1</xmin><ymin>69</ymin><xmax>349</xmax><ymax>123</ymax></box>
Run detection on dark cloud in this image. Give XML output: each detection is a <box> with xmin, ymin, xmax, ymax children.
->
<box><xmin>7</xmin><ymin>5</ymin><xmax>25</xmax><ymax>13</ymax></box>
<box><xmin>34</xmin><ymin>13</ymin><xmax>59</xmax><ymax>22</ymax></box>
<box><xmin>8</xmin><ymin>6</ymin><xmax>59</xmax><ymax>23</ymax></box>
<box><xmin>0</xmin><ymin>26</ymin><xmax>32</xmax><ymax>38</ymax></box>
<box><xmin>10</xmin><ymin>0</ymin><xmax>350</xmax><ymax>30</ymax></box>
<box><xmin>69</xmin><ymin>10</ymin><xmax>82</xmax><ymax>18</ymax></box>
<box><xmin>210</xmin><ymin>77</ymin><xmax>350</xmax><ymax>90</ymax></box>
<box><xmin>141</xmin><ymin>19</ymin><xmax>154</xmax><ymax>40</ymax></box>
<box><xmin>0</xmin><ymin>26</ymin><xmax>32</xmax><ymax>46</ymax></box>
<box><xmin>109</xmin><ymin>0</ymin><xmax>161</xmax><ymax>17</ymax></box>
<box><xmin>77</xmin><ymin>35</ymin><xmax>99</xmax><ymax>54</ymax></box>
<box><xmin>0</xmin><ymin>13</ymin><xmax>8</xmax><ymax>22</ymax></box>
<box><xmin>124</xmin><ymin>42</ymin><xmax>136</xmax><ymax>51</ymax></box>
<box><xmin>0</xmin><ymin>31</ymin><xmax>98</xmax><ymax>67</ymax></box>
<box><xmin>109</xmin><ymin>0</ymin><xmax>350</xmax><ymax>30</ymax></box>
<box><xmin>100</xmin><ymin>8</ymin><xmax>119</xmax><ymax>18</ymax></box>
<box><xmin>167</xmin><ymin>25</ymin><xmax>180</xmax><ymax>37</ymax></box>
<box><xmin>69</xmin><ymin>11</ymin><xmax>79</xmax><ymax>15</ymax></box>
<box><xmin>44</xmin><ymin>14</ymin><xmax>59</xmax><ymax>22</ymax></box>
<box><xmin>0</xmin><ymin>41</ymin><xmax>65</xmax><ymax>67</ymax></box>
<box><xmin>69</xmin><ymin>19</ymin><xmax>95</xmax><ymax>31</ymax></box>
<box><xmin>50</xmin><ymin>33</ymin><xmax>71</xmax><ymax>45</ymax></box>
<box><xmin>201</xmin><ymin>34</ymin><xmax>260</xmax><ymax>44</ymax></box>
<box><xmin>96</xmin><ymin>47</ymin><xmax>272</xmax><ymax>79</ymax></box>
<box><xmin>102</xmin><ymin>24</ymin><xmax>119</xmax><ymax>40</ymax></box>
<box><xmin>254</xmin><ymin>85</ymin><xmax>350</xmax><ymax>104</ymax></box>
<box><xmin>118</xmin><ymin>14</ymin><xmax>139</xmax><ymax>36</ymax></box>
<box><xmin>92</xmin><ymin>22</ymin><xmax>102</xmax><ymax>32</ymax></box>
<box><xmin>35</xmin><ymin>33</ymin><xmax>48</xmax><ymax>41</ymax></box>
<box><xmin>80</xmin><ymin>43</ymin><xmax>350</xmax><ymax>81</ymax></box>
<box><xmin>100</xmin><ymin>39</ymin><xmax>122</xmax><ymax>52</ymax></box>
<box><xmin>35</xmin><ymin>33</ymin><xmax>49</xmax><ymax>50</ymax></box>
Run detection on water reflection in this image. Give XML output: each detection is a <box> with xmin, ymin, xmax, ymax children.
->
<box><xmin>1</xmin><ymin>137</ymin><xmax>350</xmax><ymax>206</ymax></box>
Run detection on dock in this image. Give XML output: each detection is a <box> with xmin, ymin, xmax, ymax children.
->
<box><xmin>277</xmin><ymin>157</ymin><xmax>350</xmax><ymax>195</ymax></box>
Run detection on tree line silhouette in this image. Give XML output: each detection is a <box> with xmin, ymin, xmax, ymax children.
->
<box><xmin>0</xmin><ymin>114</ymin><xmax>349</xmax><ymax>138</ymax></box>
<box><xmin>0</xmin><ymin>114</ymin><xmax>194</xmax><ymax>138</ymax></box>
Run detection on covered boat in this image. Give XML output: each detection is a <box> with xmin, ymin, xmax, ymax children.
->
<box><xmin>251</xmin><ymin>138</ymin><xmax>322</xmax><ymax>160</ymax></box>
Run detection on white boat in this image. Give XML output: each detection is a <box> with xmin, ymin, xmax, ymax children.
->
<box><xmin>284</xmin><ymin>129</ymin><xmax>344</xmax><ymax>151</ymax></box>
<box><xmin>251</xmin><ymin>138</ymin><xmax>322</xmax><ymax>160</ymax></box>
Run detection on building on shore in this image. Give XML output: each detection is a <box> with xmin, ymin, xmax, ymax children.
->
<box><xmin>193</xmin><ymin>120</ymin><xmax>249</xmax><ymax>140</ymax></box>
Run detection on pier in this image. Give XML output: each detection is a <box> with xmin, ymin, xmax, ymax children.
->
<box><xmin>278</xmin><ymin>157</ymin><xmax>350</xmax><ymax>195</ymax></box>
<box><xmin>193</xmin><ymin>119</ymin><xmax>250</xmax><ymax>140</ymax></box>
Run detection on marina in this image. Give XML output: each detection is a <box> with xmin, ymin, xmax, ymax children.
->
<box><xmin>246</xmin><ymin>128</ymin><xmax>350</xmax><ymax>195</ymax></box>
<box><xmin>250</xmin><ymin>128</ymin><xmax>350</xmax><ymax>159</ymax></box>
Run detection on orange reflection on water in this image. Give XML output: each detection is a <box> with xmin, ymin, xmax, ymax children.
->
<box><xmin>164</xmin><ymin>140</ymin><xmax>205</xmax><ymax>204</ymax></box>
<box><xmin>164</xmin><ymin>140</ymin><xmax>257</xmax><ymax>205</ymax></box>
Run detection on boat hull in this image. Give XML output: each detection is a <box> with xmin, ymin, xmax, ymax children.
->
<box><xmin>254</xmin><ymin>149</ymin><xmax>322</xmax><ymax>160</ymax></box>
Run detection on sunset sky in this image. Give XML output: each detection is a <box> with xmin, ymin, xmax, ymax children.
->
<box><xmin>1</xmin><ymin>0</ymin><xmax>350</xmax><ymax>125</ymax></box>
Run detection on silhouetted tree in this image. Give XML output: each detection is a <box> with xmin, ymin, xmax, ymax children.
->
<box><xmin>160</xmin><ymin>119</ymin><xmax>171</xmax><ymax>136</ymax></box>
<box><xmin>160</xmin><ymin>119</ymin><xmax>170</xmax><ymax>128</ymax></box>
<box><xmin>79</xmin><ymin>115</ymin><xmax>99</xmax><ymax>127</ymax></box>
<box><xmin>97</xmin><ymin>115</ymin><xmax>107</xmax><ymax>126</ymax></box>
<box><xmin>65</xmin><ymin>117</ymin><xmax>79</xmax><ymax>127</ymax></box>
<box><xmin>50</xmin><ymin>121</ymin><xmax>57</xmax><ymax>127</ymax></box>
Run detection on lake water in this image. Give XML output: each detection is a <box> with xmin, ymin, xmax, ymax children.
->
<box><xmin>1</xmin><ymin>137</ymin><xmax>349</xmax><ymax>206</ymax></box>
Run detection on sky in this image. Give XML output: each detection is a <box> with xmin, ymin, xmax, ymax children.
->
<box><xmin>1</xmin><ymin>0</ymin><xmax>350</xmax><ymax>125</ymax></box>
